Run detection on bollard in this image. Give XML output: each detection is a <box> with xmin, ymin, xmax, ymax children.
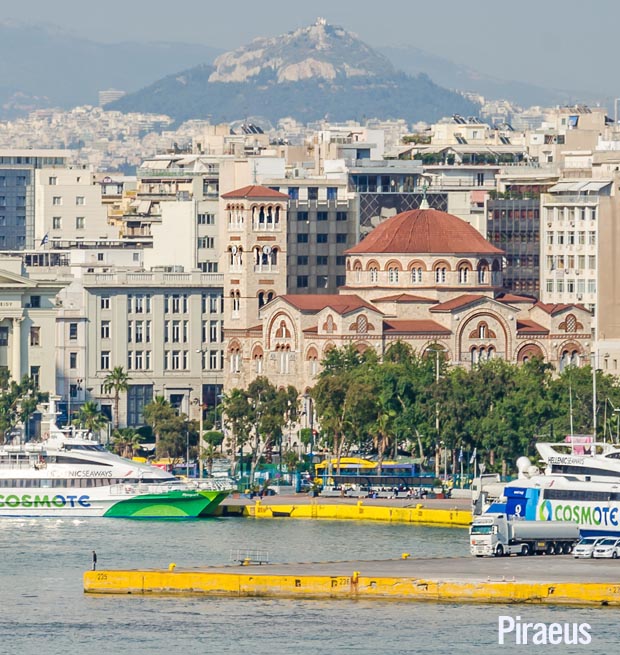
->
<box><xmin>168</xmin><ymin>563</ymin><xmax>176</xmax><ymax>572</ymax></box>
<box><xmin>402</xmin><ymin>553</ymin><xmax>410</xmax><ymax>560</ymax></box>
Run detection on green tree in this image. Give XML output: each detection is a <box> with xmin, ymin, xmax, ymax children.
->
<box><xmin>112</xmin><ymin>427</ymin><xmax>143</xmax><ymax>459</ymax></box>
<box><xmin>143</xmin><ymin>396</ymin><xmax>190</xmax><ymax>458</ymax></box>
<box><xmin>0</xmin><ymin>374</ymin><xmax>48</xmax><ymax>443</ymax></box>
<box><xmin>72</xmin><ymin>400</ymin><xmax>108</xmax><ymax>435</ymax></box>
<box><xmin>102</xmin><ymin>366</ymin><xmax>130</xmax><ymax>429</ymax></box>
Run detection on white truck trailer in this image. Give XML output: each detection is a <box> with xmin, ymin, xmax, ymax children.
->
<box><xmin>470</xmin><ymin>513</ymin><xmax>580</xmax><ymax>557</ymax></box>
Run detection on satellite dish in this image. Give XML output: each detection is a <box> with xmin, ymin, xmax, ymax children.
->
<box><xmin>231</xmin><ymin>245</ymin><xmax>238</xmax><ymax>255</ymax></box>
<box><xmin>262</xmin><ymin>245</ymin><xmax>272</xmax><ymax>255</ymax></box>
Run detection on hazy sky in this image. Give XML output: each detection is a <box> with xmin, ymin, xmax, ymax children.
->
<box><xmin>5</xmin><ymin>0</ymin><xmax>619</xmax><ymax>94</ymax></box>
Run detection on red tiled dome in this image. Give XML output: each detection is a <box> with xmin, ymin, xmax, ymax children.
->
<box><xmin>345</xmin><ymin>208</ymin><xmax>504</xmax><ymax>255</ymax></box>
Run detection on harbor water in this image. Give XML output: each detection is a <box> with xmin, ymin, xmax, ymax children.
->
<box><xmin>0</xmin><ymin>517</ymin><xmax>616</xmax><ymax>654</ymax></box>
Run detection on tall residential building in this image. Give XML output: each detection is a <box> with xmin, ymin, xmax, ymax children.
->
<box><xmin>0</xmin><ymin>149</ymin><xmax>69</xmax><ymax>250</ymax></box>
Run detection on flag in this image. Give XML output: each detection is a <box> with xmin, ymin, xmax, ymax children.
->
<box><xmin>40</xmin><ymin>233</ymin><xmax>49</xmax><ymax>248</ymax></box>
<box><xmin>458</xmin><ymin>448</ymin><xmax>463</xmax><ymax>463</ymax></box>
<box><xmin>469</xmin><ymin>447</ymin><xmax>477</xmax><ymax>464</ymax></box>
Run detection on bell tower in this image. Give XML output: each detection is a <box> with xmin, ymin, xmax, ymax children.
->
<box><xmin>220</xmin><ymin>185</ymin><xmax>288</xmax><ymax>386</ymax></box>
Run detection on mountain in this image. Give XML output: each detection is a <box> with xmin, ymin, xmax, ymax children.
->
<box><xmin>109</xmin><ymin>19</ymin><xmax>478</xmax><ymax>124</ymax></box>
<box><xmin>378</xmin><ymin>45</ymin><xmax>590</xmax><ymax>108</ymax></box>
<box><xmin>0</xmin><ymin>21</ymin><xmax>221</xmax><ymax>117</ymax></box>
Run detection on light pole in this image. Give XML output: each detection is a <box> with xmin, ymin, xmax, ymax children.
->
<box><xmin>195</xmin><ymin>349</ymin><xmax>206</xmax><ymax>479</ymax></box>
<box><xmin>425</xmin><ymin>346</ymin><xmax>442</xmax><ymax>478</ymax></box>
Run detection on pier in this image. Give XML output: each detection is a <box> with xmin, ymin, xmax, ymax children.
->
<box><xmin>84</xmin><ymin>555</ymin><xmax>620</xmax><ymax>606</ymax></box>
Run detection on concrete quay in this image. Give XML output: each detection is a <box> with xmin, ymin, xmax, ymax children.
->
<box><xmin>217</xmin><ymin>495</ymin><xmax>472</xmax><ymax>527</ymax></box>
<box><xmin>84</xmin><ymin>555</ymin><xmax>620</xmax><ymax>606</ymax></box>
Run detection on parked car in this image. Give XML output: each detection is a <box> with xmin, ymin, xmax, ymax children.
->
<box><xmin>573</xmin><ymin>536</ymin><xmax>607</xmax><ymax>558</ymax></box>
<box><xmin>592</xmin><ymin>537</ymin><xmax>620</xmax><ymax>559</ymax></box>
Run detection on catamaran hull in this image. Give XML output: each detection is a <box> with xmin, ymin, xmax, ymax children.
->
<box><xmin>0</xmin><ymin>489</ymin><xmax>229</xmax><ymax>518</ymax></box>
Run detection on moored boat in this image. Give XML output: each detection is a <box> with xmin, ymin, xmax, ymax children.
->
<box><xmin>0</xmin><ymin>400</ymin><xmax>234</xmax><ymax>518</ymax></box>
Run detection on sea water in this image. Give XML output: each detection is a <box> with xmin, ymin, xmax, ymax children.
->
<box><xmin>0</xmin><ymin>518</ymin><xmax>614</xmax><ymax>654</ymax></box>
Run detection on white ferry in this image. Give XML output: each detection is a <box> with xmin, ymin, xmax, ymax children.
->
<box><xmin>476</xmin><ymin>456</ymin><xmax>620</xmax><ymax>537</ymax></box>
<box><xmin>536</xmin><ymin>437</ymin><xmax>620</xmax><ymax>482</ymax></box>
<box><xmin>0</xmin><ymin>401</ymin><xmax>233</xmax><ymax>518</ymax></box>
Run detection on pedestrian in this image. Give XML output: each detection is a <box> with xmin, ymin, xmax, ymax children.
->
<box><xmin>92</xmin><ymin>550</ymin><xmax>97</xmax><ymax>571</ymax></box>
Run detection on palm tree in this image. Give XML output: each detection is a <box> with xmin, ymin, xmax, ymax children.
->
<box><xmin>102</xmin><ymin>366</ymin><xmax>130</xmax><ymax>429</ymax></box>
<box><xmin>112</xmin><ymin>427</ymin><xmax>143</xmax><ymax>459</ymax></box>
<box><xmin>72</xmin><ymin>401</ymin><xmax>108</xmax><ymax>436</ymax></box>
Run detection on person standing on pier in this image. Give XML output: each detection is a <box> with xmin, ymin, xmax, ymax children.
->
<box><xmin>92</xmin><ymin>550</ymin><xmax>97</xmax><ymax>571</ymax></box>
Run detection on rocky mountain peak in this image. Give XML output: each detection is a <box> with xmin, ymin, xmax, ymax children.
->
<box><xmin>209</xmin><ymin>18</ymin><xmax>396</xmax><ymax>84</ymax></box>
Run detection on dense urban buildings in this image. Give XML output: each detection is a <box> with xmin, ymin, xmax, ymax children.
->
<box><xmin>2</xmin><ymin>103</ymin><xmax>620</xmax><ymax>430</ymax></box>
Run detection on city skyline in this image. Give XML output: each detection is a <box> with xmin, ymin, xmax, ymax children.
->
<box><xmin>3</xmin><ymin>0</ymin><xmax>619</xmax><ymax>97</ymax></box>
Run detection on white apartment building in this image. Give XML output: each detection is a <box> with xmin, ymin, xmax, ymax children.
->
<box><xmin>540</xmin><ymin>179</ymin><xmax>610</xmax><ymax>314</ymax></box>
<box><xmin>34</xmin><ymin>167</ymin><xmax>118</xmax><ymax>244</ymax></box>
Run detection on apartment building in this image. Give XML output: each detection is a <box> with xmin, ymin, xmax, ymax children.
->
<box><xmin>0</xmin><ymin>149</ymin><xmax>69</xmax><ymax>250</ymax></box>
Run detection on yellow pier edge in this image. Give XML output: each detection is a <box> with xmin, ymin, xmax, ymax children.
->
<box><xmin>84</xmin><ymin>569</ymin><xmax>620</xmax><ymax>606</ymax></box>
<box><xmin>241</xmin><ymin>500</ymin><xmax>472</xmax><ymax>527</ymax></box>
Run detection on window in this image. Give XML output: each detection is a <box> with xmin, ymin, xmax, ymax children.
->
<box><xmin>197</xmin><ymin>213</ymin><xmax>215</xmax><ymax>225</ymax></box>
<box><xmin>336</xmin><ymin>255</ymin><xmax>346</xmax><ymax>265</ymax></box>
<box><xmin>0</xmin><ymin>327</ymin><xmax>7</xmax><ymax>346</ymax></box>
<box><xmin>435</xmin><ymin>267</ymin><xmax>447</xmax><ymax>283</ymax></box>
<box><xmin>209</xmin><ymin>320</ymin><xmax>219</xmax><ymax>342</ymax></box>
<box><xmin>69</xmin><ymin>323</ymin><xmax>78</xmax><ymax>340</ymax></box>
<box><xmin>100</xmin><ymin>351</ymin><xmax>110</xmax><ymax>370</ymax></box>
<box><xmin>297</xmin><ymin>211</ymin><xmax>308</xmax><ymax>222</ymax></box>
<box><xmin>297</xmin><ymin>275</ymin><xmax>309</xmax><ymax>288</ymax></box>
<box><xmin>308</xmin><ymin>187</ymin><xmax>318</xmax><ymax>200</ymax></box>
<box><xmin>327</xmin><ymin>187</ymin><xmax>338</xmax><ymax>200</ymax></box>
<box><xmin>588</xmin><ymin>279</ymin><xmax>596</xmax><ymax>293</ymax></box>
<box><xmin>101</xmin><ymin>296</ymin><xmax>110</xmax><ymax>310</ymax></box>
<box><xmin>52</xmin><ymin>216</ymin><xmax>61</xmax><ymax>230</ymax></box>
<box><xmin>48</xmin><ymin>176</ymin><xmax>57</xmax><ymax>185</ymax></box>
<box><xmin>30</xmin><ymin>326</ymin><xmax>40</xmax><ymax>346</ymax></box>
<box><xmin>30</xmin><ymin>366</ymin><xmax>40</xmax><ymax>388</ymax></box>
<box><xmin>336</xmin><ymin>275</ymin><xmax>346</xmax><ymax>286</ymax></box>
<box><xmin>336</xmin><ymin>211</ymin><xmax>347</xmax><ymax>222</ymax></box>
<box><xmin>317</xmin><ymin>275</ymin><xmax>329</xmax><ymax>288</ymax></box>
<box><xmin>288</xmin><ymin>187</ymin><xmax>299</xmax><ymax>200</ymax></box>
<box><xmin>317</xmin><ymin>211</ymin><xmax>328</xmax><ymax>221</ymax></box>
<box><xmin>316</xmin><ymin>255</ymin><xmax>328</xmax><ymax>266</ymax></box>
<box><xmin>198</xmin><ymin>237</ymin><xmax>214</xmax><ymax>248</ymax></box>
<box><xmin>76</xmin><ymin>216</ymin><xmax>85</xmax><ymax>229</ymax></box>
<box><xmin>101</xmin><ymin>321</ymin><xmax>110</xmax><ymax>339</ymax></box>
<box><xmin>69</xmin><ymin>352</ymin><xmax>78</xmax><ymax>369</ymax></box>
<box><xmin>588</xmin><ymin>231</ymin><xmax>596</xmax><ymax>246</ymax></box>
<box><xmin>52</xmin><ymin>196</ymin><xmax>62</xmax><ymax>205</ymax></box>
<box><xmin>297</xmin><ymin>233</ymin><xmax>309</xmax><ymax>243</ymax></box>
<box><xmin>411</xmin><ymin>267</ymin><xmax>423</xmax><ymax>283</ymax></box>
<box><xmin>370</xmin><ymin>267</ymin><xmax>378</xmax><ymax>283</ymax></box>
<box><xmin>29</xmin><ymin>296</ymin><xmax>41</xmax><ymax>308</ymax></box>
<box><xmin>388</xmin><ymin>267</ymin><xmax>399</xmax><ymax>283</ymax></box>
<box><xmin>546</xmin><ymin>279</ymin><xmax>553</xmax><ymax>293</ymax></box>
<box><xmin>297</xmin><ymin>255</ymin><xmax>308</xmax><ymax>265</ymax></box>
<box><xmin>588</xmin><ymin>255</ymin><xmax>596</xmax><ymax>269</ymax></box>
<box><xmin>317</xmin><ymin>233</ymin><xmax>328</xmax><ymax>243</ymax></box>
<box><xmin>76</xmin><ymin>196</ymin><xmax>85</xmax><ymax>206</ymax></box>
<box><xmin>336</xmin><ymin>233</ymin><xmax>347</xmax><ymax>243</ymax></box>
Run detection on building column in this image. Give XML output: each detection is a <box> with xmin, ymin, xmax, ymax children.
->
<box><xmin>11</xmin><ymin>317</ymin><xmax>22</xmax><ymax>382</ymax></box>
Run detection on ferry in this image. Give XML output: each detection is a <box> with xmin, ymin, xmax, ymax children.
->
<box><xmin>0</xmin><ymin>401</ymin><xmax>233</xmax><ymax>518</ymax></box>
<box><xmin>536</xmin><ymin>435</ymin><xmax>620</xmax><ymax>482</ymax></box>
<box><xmin>475</xmin><ymin>456</ymin><xmax>620</xmax><ymax>537</ymax></box>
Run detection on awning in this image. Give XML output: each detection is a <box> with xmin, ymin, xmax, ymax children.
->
<box><xmin>581</xmin><ymin>180</ymin><xmax>611</xmax><ymax>192</ymax></box>
<box><xmin>137</xmin><ymin>200</ymin><xmax>152</xmax><ymax>214</ymax></box>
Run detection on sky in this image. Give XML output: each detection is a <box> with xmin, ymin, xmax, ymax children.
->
<box><xmin>5</xmin><ymin>0</ymin><xmax>619</xmax><ymax>95</ymax></box>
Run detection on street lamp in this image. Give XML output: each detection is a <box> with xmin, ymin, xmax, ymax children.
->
<box><xmin>195</xmin><ymin>349</ymin><xmax>206</xmax><ymax>479</ymax></box>
<box><xmin>425</xmin><ymin>346</ymin><xmax>442</xmax><ymax>479</ymax></box>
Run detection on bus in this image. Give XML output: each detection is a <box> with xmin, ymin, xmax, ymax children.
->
<box><xmin>314</xmin><ymin>457</ymin><xmax>435</xmax><ymax>490</ymax></box>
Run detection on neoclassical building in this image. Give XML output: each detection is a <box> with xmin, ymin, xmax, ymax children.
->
<box><xmin>222</xmin><ymin>201</ymin><xmax>592</xmax><ymax>392</ymax></box>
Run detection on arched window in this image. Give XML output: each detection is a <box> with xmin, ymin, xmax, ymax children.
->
<box><xmin>354</xmin><ymin>264</ymin><xmax>362</xmax><ymax>283</ymax></box>
<box><xmin>411</xmin><ymin>267</ymin><xmax>423</xmax><ymax>283</ymax></box>
<box><xmin>229</xmin><ymin>346</ymin><xmax>241</xmax><ymax>373</ymax></box>
<box><xmin>369</xmin><ymin>267</ymin><xmax>378</xmax><ymax>283</ymax></box>
<box><xmin>478</xmin><ymin>261</ymin><xmax>489</xmax><ymax>284</ymax></box>
<box><xmin>435</xmin><ymin>267</ymin><xmax>446</xmax><ymax>284</ymax></box>
<box><xmin>253</xmin><ymin>348</ymin><xmax>264</xmax><ymax>375</ymax></box>
<box><xmin>458</xmin><ymin>266</ymin><xmax>469</xmax><ymax>284</ymax></box>
<box><xmin>307</xmin><ymin>348</ymin><xmax>319</xmax><ymax>377</ymax></box>
<box><xmin>357</xmin><ymin>315</ymin><xmax>368</xmax><ymax>334</ymax></box>
<box><xmin>388</xmin><ymin>267</ymin><xmax>399</xmax><ymax>284</ymax></box>
<box><xmin>231</xmin><ymin>290</ymin><xmax>240</xmax><ymax>318</ymax></box>
<box><xmin>471</xmin><ymin>347</ymin><xmax>479</xmax><ymax>367</ymax></box>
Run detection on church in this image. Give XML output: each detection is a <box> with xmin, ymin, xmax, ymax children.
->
<box><xmin>221</xmin><ymin>186</ymin><xmax>592</xmax><ymax>393</ymax></box>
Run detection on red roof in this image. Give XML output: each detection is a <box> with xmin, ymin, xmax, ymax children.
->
<box><xmin>383</xmin><ymin>320</ymin><xmax>451</xmax><ymax>335</ymax></box>
<box><xmin>535</xmin><ymin>302</ymin><xmax>577</xmax><ymax>316</ymax></box>
<box><xmin>280</xmin><ymin>294</ymin><xmax>380</xmax><ymax>316</ymax></box>
<box><xmin>221</xmin><ymin>184</ymin><xmax>289</xmax><ymax>200</ymax></box>
<box><xmin>517</xmin><ymin>319</ymin><xmax>549</xmax><ymax>335</ymax></box>
<box><xmin>371</xmin><ymin>293</ymin><xmax>436</xmax><ymax>303</ymax></box>
<box><xmin>430</xmin><ymin>294</ymin><xmax>487</xmax><ymax>312</ymax></box>
<box><xmin>345</xmin><ymin>208</ymin><xmax>504</xmax><ymax>256</ymax></box>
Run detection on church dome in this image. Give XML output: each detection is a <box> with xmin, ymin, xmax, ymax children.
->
<box><xmin>346</xmin><ymin>208</ymin><xmax>504</xmax><ymax>256</ymax></box>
